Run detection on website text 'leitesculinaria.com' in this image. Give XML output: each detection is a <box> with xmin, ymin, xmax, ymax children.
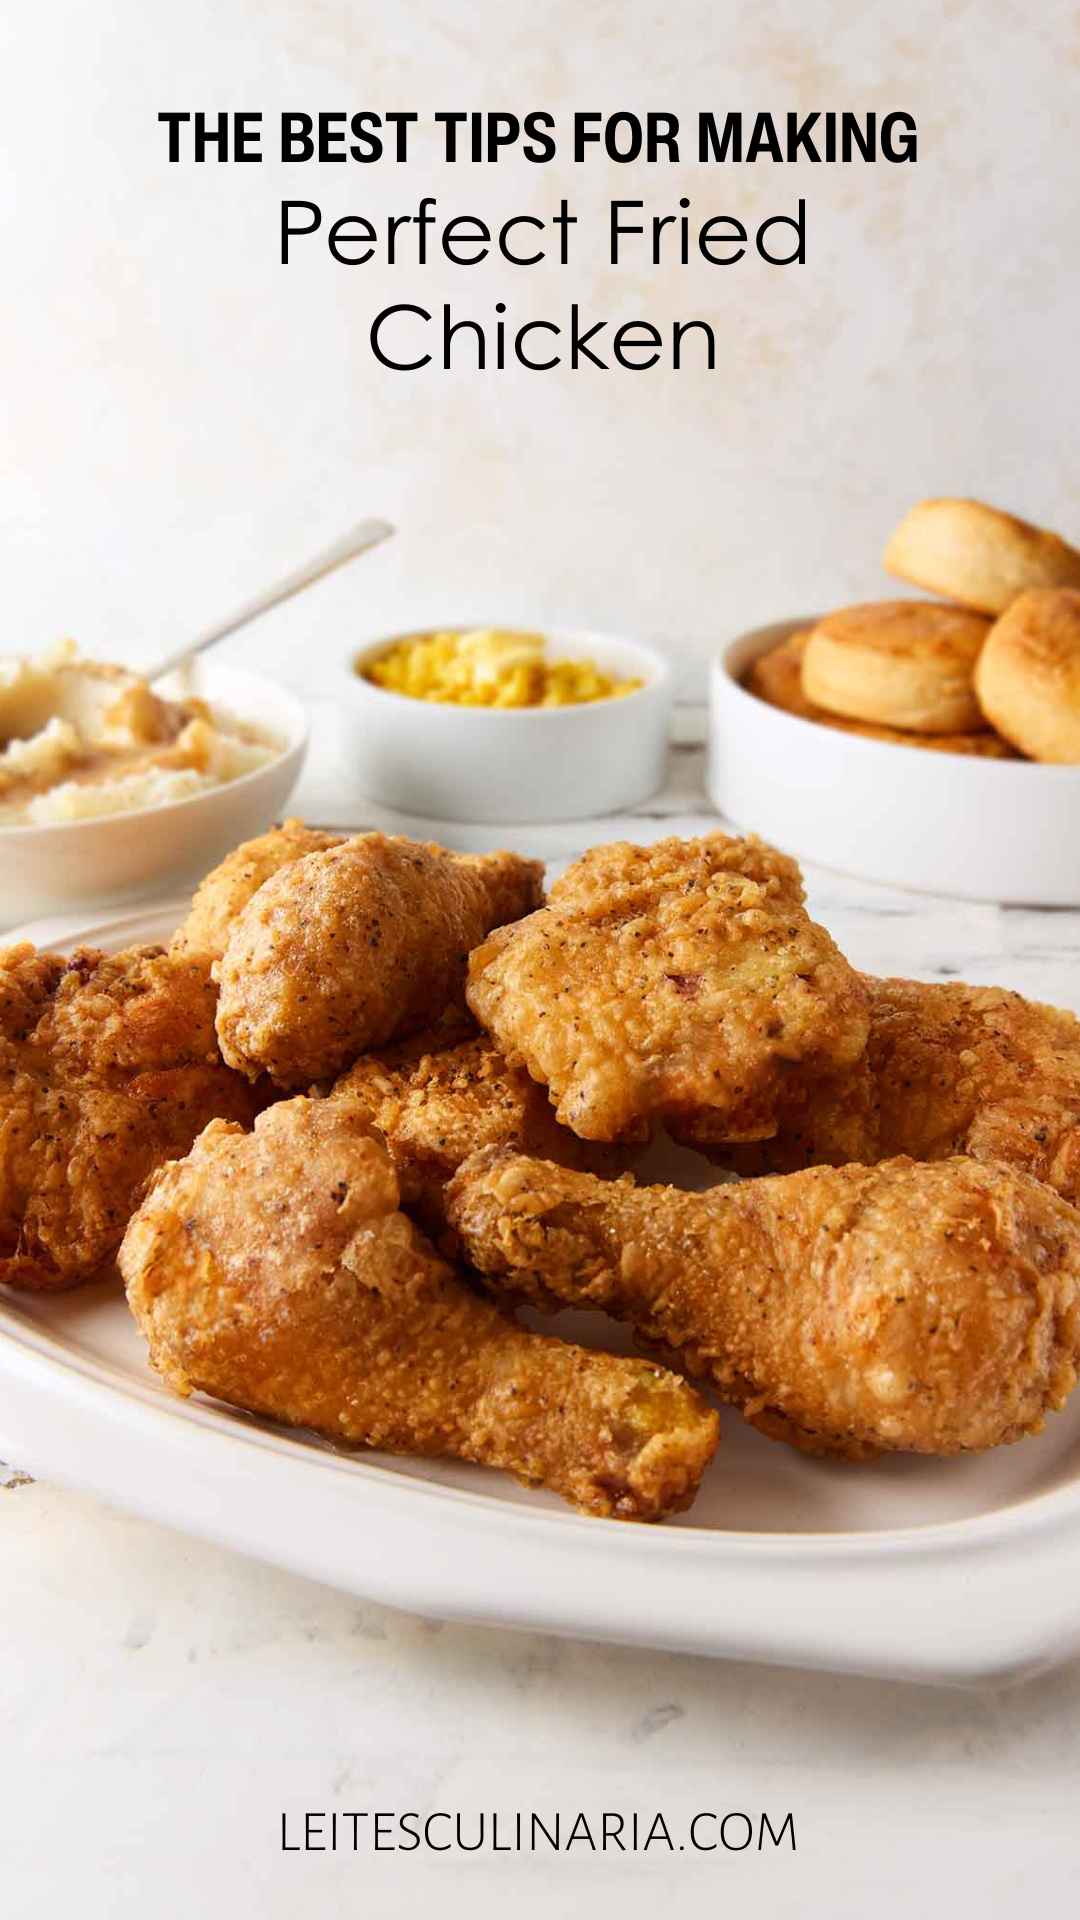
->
<box><xmin>280</xmin><ymin>1808</ymin><xmax>796</xmax><ymax>1854</ymax></box>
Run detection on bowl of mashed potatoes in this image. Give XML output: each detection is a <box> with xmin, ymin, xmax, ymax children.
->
<box><xmin>0</xmin><ymin>645</ymin><xmax>307</xmax><ymax>924</ymax></box>
<box><xmin>347</xmin><ymin>625</ymin><xmax>671</xmax><ymax>823</ymax></box>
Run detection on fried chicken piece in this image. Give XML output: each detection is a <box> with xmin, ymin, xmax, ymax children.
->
<box><xmin>447</xmin><ymin>1149</ymin><xmax>1080</xmax><ymax>1460</ymax></box>
<box><xmin>119</xmin><ymin>1098</ymin><xmax>718</xmax><ymax>1520</ymax></box>
<box><xmin>0</xmin><ymin>942</ymin><xmax>261</xmax><ymax>1292</ymax></box>
<box><xmin>172</xmin><ymin>819</ymin><xmax>346</xmax><ymax>961</ymax></box>
<box><xmin>466</xmin><ymin>833</ymin><xmax>869</xmax><ymax>1144</ymax></box>
<box><xmin>720</xmin><ymin>977</ymin><xmax>1080</xmax><ymax>1206</ymax></box>
<box><xmin>336</xmin><ymin>1018</ymin><xmax>622</xmax><ymax>1237</ymax></box>
<box><xmin>215</xmin><ymin>834</ymin><xmax>544</xmax><ymax>1087</ymax></box>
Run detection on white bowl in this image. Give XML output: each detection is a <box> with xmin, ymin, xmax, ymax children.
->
<box><xmin>0</xmin><ymin>660</ymin><xmax>308</xmax><ymax>927</ymax></box>
<box><xmin>709</xmin><ymin>618</ymin><xmax>1080</xmax><ymax>906</ymax></box>
<box><xmin>344</xmin><ymin>627</ymin><xmax>672</xmax><ymax>824</ymax></box>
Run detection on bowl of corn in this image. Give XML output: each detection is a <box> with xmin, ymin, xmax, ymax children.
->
<box><xmin>347</xmin><ymin>625</ymin><xmax>671</xmax><ymax>823</ymax></box>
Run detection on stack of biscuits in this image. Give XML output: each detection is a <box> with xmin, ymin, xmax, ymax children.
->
<box><xmin>746</xmin><ymin>497</ymin><xmax>1080</xmax><ymax>762</ymax></box>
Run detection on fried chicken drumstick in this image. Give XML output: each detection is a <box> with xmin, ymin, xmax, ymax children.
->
<box><xmin>722</xmin><ymin>977</ymin><xmax>1080</xmax><ymax>1206</ymax></box>
<box><xmin>0</xmin><ymin>943</ymin><xmax>260</xmax><ymax>1292</ymax></box>
<box><xmin>466</xmin><ymin>833</ymin><xmax>868</xmax><ymax>1143</ymax></box>
<box><xmin>215</xmin><ymin>834</ymin><xmax>544</xmax><ymax>1087</ymax></box>
<box><xmin>446</xmin><ymin>1149</ymin><xmax>1080</xmax><ymax>1460</ymax></box>
<box><xmin>119</xmin><ymin>1098</ymin><xmax>718</xmax><ymax>1520</ymax></box>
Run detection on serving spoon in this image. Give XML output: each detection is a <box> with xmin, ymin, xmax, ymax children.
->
<box><xmin>147</xmin><ymin>517</ymin><xmax>395</xmax><ymax>683</ymax></box>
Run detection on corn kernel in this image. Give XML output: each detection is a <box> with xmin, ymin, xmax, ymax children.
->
<box><xmin>360</xmin><ymin>629</ymin><xmax>643</xmax><ymax>708</ymax></box>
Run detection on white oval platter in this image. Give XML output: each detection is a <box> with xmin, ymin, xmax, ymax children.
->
<box><xmin>2</xmin><ymin>903</ymin><xmax>1080</xmax><ymax>1686</ymax></box>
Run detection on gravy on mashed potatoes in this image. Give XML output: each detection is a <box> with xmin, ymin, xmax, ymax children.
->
<box><xmin>0</xmin><ymin>643</ymin><xmax>280</xmax><ymax>825</ymax></box>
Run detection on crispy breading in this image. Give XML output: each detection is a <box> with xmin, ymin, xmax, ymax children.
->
<box><xmin>336</xmin><ymin>1019</ymin><xmax>622</xmax><ymax>1236</ymax></box>
<box><xmin>447</xmin><ymin>1148</ymin><xmax>1080</xmax><ymax>1460</ymax></box>
<box><xmin>466</xmin><ymin>833</ymin><xmax>869</xmax><ymax>1143</ymax></box>
<box><xmin>719</xmin><ymin>976</ymin><xmax>1080</xmax><ymax>1206</ymax></box>
<box><xmin>215</xmin><ymin>834</ymin><xmax>544</xmax><ymax>1087</ymax></box>
<box><xmin>0</xmin><ymin>942</ymin><xmax>261</xmax><ymax>1292</ymax></box>
<box><xmin>120</xmin><ymin>1097</ymin><xmax>718</xmax><ymax>1520</ymax></box>
<box><xmin>172</xmin><ymin>819</ymin><xmax>346</xmax><ymax>961</ymax></box>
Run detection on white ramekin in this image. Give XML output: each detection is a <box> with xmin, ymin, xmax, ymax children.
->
<box><xmin>708</xmin><ymin>617</ymin><xmax>1080</xmax><ymax>906</ymax></box>
<box><xmin>343</xmin><ymin>627</ymin><xmax>672</xmax><ymax>825</ymax></box>
<box><xmin>0</xmin><ymin>661</ymin><xmax>308</xmax><ymax>927</ymax></box>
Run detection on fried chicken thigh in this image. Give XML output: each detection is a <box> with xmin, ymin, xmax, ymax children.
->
<box><xmin>215</xmin><ymin>834</ymin><xmax>544</xmax><ymax>1087</ymax></box>
<box><xmin>0</xmin><ymin>943</ymin><xmax>260</xmax><ymax>1292</ymax></box>
<box><xmin>446</xmin><ymin>1149</ymin><xmax>1080</xmax><ymax>1459</ymax></box>
<box><xmin>119</xmin><ymin>1098</ymin><xmax>718</xmax><ymax>1520</ymax></box>
<box><xmin>722</xmin><ymin>977</ymin><xmax>1080</xmax><ymax>1206</ymax></box>
<box><xmin>466</xmin><ymin>834</ymin><xmax>869</xmax><ymax>1143</ymax></box>
<box><xmin>336</xmin><ymin>1018</ymin><xmax>621</xmax><ymax>1236</ymax></box>
<box><xmin>172</xmin><ymin>819</ymin><xmax>345</xmax><ymax>961</ymax></box>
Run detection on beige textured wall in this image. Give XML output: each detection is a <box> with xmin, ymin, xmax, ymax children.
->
<box><xmin>4</xmin><ymin>0</ymin><xmax>1078</xmax><ymax>696</ymax></box>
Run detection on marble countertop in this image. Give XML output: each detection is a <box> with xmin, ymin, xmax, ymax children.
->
<box><xmin>3</xmin><ymin>720</ymin><xmax>1078</xmax><ymax>1917</ymax></box>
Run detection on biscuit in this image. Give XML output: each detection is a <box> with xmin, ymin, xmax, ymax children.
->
<box><xmin>745</xmin><ymin>629</ymin><xmax>818</xmax><ymax>717</ymax></box>
<box><xmin>801</xmin><ymin>600</ymin><xmax>990</xmax><ymax>732</ymax></box>
<box><xmin>902</xmin><ymin>728</ymin><xmax>1015</xmax><ymax>758</ymax></box>
<box><xmin>974</xmin><ymin>588</ymin><xmax>1080</xmax><ymax>762</ymax></box>
<box><xmin>744</xmin><ymin>631</ymin><xmax>1016</xmax><ymax>755</ymax></box>
<box><xmin>887</xmin><ymin>728</ymin><xmax>1015</xmax><ymax>758</ymax></box>
<box><xmin>884</xmin><ymin>498</ymin><xmax>1080</xmax><ymax>615</ymax></box>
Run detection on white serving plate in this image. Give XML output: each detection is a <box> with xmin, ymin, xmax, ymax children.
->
<box><xmin>4</xmin><ymin>901</ymin><xmax>1080</xmax><ymax>1686</ymax></box>
<box><xmin>343</xmin><ymin>626</ymin><xmax>671</xmax><ymax>824</ymax></box>
<box><xmin>709</xmin><ymin>619</ymin><xmax>1080</xmax><ymax>905</ymax></box>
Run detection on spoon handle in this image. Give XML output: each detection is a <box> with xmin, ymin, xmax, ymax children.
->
<box><xmin>149</xmin><ymin>517</ymin><xmax>395</xmax><ymax>682</ymax></box>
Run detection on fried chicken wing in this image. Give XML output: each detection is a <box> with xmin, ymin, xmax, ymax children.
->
<box><xmin>0</xmin><ymin>942</ymin><xmax>261</xmax><ymax>1292</ymax></box>
<box><xmin>119</xmin><ymin>1098</ymin><xmax>718</xmax><ymax>1520</ymax></box>
<box><xmin>446</xmin><ymin>1149</ymin><xmax>1080</xmax><ymax>1459</ymax></box>
<box><xmin>335</xmin><ymin>1019</ymin><xmax>622</xmax><ymax>1237</ymax></box>
<box><xmin>466</xmin><ymin>833</ymin><xmax>869</xmax><ymax>1143</ymax></box>
<box><xmin>720</xmin><ymin>977</ymin><xmax>1080</xmax><ymax>1206</ymax></box>
<box><xmin>215</xmin><ymin>834</ymin><xmax>544</xmax><ymax>1087</ymax></box>
<box><xmin>172</xmin><ymin>819</ymin><xmax>345</xmax><ymax>961</ymax></box>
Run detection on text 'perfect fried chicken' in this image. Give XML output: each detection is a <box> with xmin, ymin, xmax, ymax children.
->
<box><xmin>446</xmin><ymin>1149</ymin><xmax>1080</xmax><ymax>1461</ymax></box>
<box><xmin>466</xmin><ymin>833</ymin><xmax>869</xmax><ymax>1143</ymax></box>
<box><xmin>215</xmin><ymin>834</ymin><xmax>544</xmax><ymax>1087</ymax></box>
<box><xmin>120</xmin><ymin>1098</ymin><xmax>718</xmax><ymax>1520</ymax></box>
<box><xmin>0</xmin><ymin>942</ymin><xmax>260</xmax><ymax>1292</ymax></box>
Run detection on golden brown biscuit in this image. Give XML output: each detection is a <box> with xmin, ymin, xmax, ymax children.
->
<box><xmin>801</xmin><ymin>601</ymin><xmax>990</xmax><ymax>733</ymax></box>
<box><xmin>743</xmin><ymin>630</ymin><xmax>1015</xmax><ymax>755</ymax></box>
<box><xmin>901</xmin><ymin>730</ymin><xmax>1016</xmax><ymax>758</ymax></box>
<box><xmin>884</xmin><ymin>498</ymin><xmax>1080</xmax><ymax>615</ymax></box>
<box><xmin>745</xmin><ymin>629</ymin><xmax>819</xmax><ymax>717</ymax></box>
<box><xmin>974</xmin><ymin>588</ymin><xmax>1080</xmax><ymax>762</ymax></box>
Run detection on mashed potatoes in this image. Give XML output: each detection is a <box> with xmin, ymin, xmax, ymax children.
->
<box><xmin>361</xmin><ymin>628</ymin><xmax>643</xmax><ymax>707</ymax></box>
<box><xmin>0</xmin><ymin>643</ymin><xmax>281</xmax><ymax>825</ymax></box>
